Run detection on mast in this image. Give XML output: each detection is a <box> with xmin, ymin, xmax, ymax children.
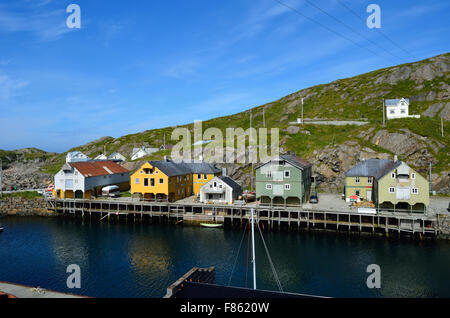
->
<box><xmin>251</xmin><ymin>208</ymin><xmax>256</xmax><ymax>290</ymax></box>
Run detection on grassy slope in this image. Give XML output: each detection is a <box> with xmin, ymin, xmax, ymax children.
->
<box><xmin>31</xmin><ymin>52</ymin><xmax>449</xmax><ymax>175</ymax></box>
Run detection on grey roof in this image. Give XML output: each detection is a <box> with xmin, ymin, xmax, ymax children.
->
<box><xmin>148</xmin><ymin>159</ymin><xmax>221</xmax><ymax>177</ymax></box>
<box><xmin>218</xmin><ymin>176</ymin><xmax>242</xmax><ymax>193</ymax></box>
<box><xmin>385</xmin><ymin>98</ymin><xmax>409</xmax><ymax>106</ymax></box>
<box><xmin>345</xmin><ymin>159</ymin><xmax>402</xmax><ymax>180</ymax></box>
<box><xmin>256</xmin><ymin>154</ymin><xmax>312</xmax><ymax>170</ymax></box>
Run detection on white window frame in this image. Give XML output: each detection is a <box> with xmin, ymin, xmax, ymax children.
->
<box><xmin>284</xmin><ymin>184</ymin><xmax>291</xmax><ymax>190</ymax></box>
<box><xmin>266</xmin><ymin>184</ymin><xmax>272</xmax><ymax>190</ymax></box>
<box><xmin>391</xmin><ymin>173</ymin><xmax>396</xmax><ymax>179</ymax></box>
<box><xmin>389</xmin><ymin>187</ymin><xmax>395</xmax><ymax>193</ymax></box>
<box><xmin>159</xmin><ymin>178</ymin><xmax>164</xmax><ymax>184</ymax></box>
<box><xmin>355</xmin><ymin>177</ymin><xmax>360</xmax><ymax>184</ymax></box>
<box><xmin>266</xmin><ymin>171</ymin><xmax>272</xmax><ymax>178</ymax></box>
<box><xmin>135</xmin><ymin>178</ymin><xmax>140</xmax><ymax>184</ymax></box>
<box><xmin>411</xmin><ymin>173</ymin><xmax>415</xmax><ymax>179</ymax></box>
<box><xmin>284</xmin><ymin>170</ymin><xmax>290</xmax><ymax>178</ymax></box>
<box><xmin>367</xmin><ymin>177</ymin><xmax>373</xmax><ymax>184</ymax></box>
<box><xmin>412</xmin><ymin>188</ymin><xmax>418</xmax><ymax>194</ymax></box>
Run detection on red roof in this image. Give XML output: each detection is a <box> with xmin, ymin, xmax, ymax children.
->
<box><xmin>69</xmin><ymin>161</ymin><xmax>129</xmax><ymax>177</ymax></box>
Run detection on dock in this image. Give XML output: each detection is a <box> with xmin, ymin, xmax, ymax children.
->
<box><xmin>45</xmin><ymin>198</ymin><xmax>439</xmax><ymax>238</ymax></box>
<box><xmin>0</xmin><ymin>281</ymin><xmax>85</xmax><ymax>298</ymax></box>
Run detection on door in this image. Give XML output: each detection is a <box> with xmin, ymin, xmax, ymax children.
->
<box><xmin>396</xmin><ymin>187</ymin><xmax>410</xmax><ymax>200</ymax></box>
<box><xmin>366</xmin><ymin>190</ymin><xmax>372</xmax><ymax>202</ymax></box>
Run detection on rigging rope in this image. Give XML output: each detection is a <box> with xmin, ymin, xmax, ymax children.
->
<box><xmin>245</xmin><ymin>221</ymin><xmax>251</xmax><ymax>288</ymax></box>
<box><xmin>257</xmin><ymin>222</ymin><xmax>284</xmax><ymax>293</ymax></box>
<box><xmin>227</xmin><ymin>221</ymin><xmax>248</xmax><ymax>286</ymax></box>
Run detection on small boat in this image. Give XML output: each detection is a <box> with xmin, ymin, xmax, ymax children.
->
<box><xmin>0</xmin><ymin>227</ymin><xmax>4</xmax><ymax>233</ymax></box>
<box><xmin>200</xmin><ymin>223</ymin><xmax>223</xmax><ymax>228</ymax></box>
<box><xmin>242</xmin><ymin>191</ymin><xmax>256</xmax><ymax>203</ymax></box>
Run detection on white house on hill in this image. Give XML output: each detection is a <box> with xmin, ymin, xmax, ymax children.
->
<box><xmin>385</xmin><ymin>98</ymin><xmax>420</xmax><ymax>120</ymax></box>
<box><xmin>66</xmin><ymin>151</ymin><xmax>91</xmax><ymax>163</ymax></box>
<box><xmin>131</xmin><ymin>147</ymin><xmax>159</xmax><ymax>161</ymax></box>
<box><xmin>108</xmin><ymin>152</ymin><xmax>127</xmax><ymax>162</ymax></box>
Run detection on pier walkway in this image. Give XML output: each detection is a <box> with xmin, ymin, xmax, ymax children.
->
<box><xmin>46</xmin><ymin>198</ymin><xmax>439</xmax><ymax>238</ymax></box>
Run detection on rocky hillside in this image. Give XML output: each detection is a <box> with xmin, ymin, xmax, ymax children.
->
<box><xmin>1</xmin><ymin>53</ymin><xmax>449</xmax><ymax>194</ymax></box>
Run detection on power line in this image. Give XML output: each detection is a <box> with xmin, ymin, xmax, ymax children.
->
<box><xmin>301</xmin><ymin>0</ymin><xmax>403</xmax><ymax>62</ymax></box>
<box><xmin>272</xmin><ymin>0</ymin><xmax>391</xmax><ymax>62</ymax></box>
<box><xmin>335</xmin><ymin>0</ymin><xmax>416</xmax><ymax>59</ymax></box>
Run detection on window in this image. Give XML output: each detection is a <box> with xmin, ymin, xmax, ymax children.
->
<box><xmin>267</xmin><ymin>171</ymin><xmax>272</xmax><ymax>178</ymax></box>
<box><xmin>144</xmin><ymin>178</ymin><xmax>148</xmax><ymax>186</ymax></box>
<box><xmin>214</xmin><ymin>182</ymin><xmax>217</xmax><ymax>187</ymax></box>
<box><xmin>75</xmin><ymin>171</ymin><xmax>78</xmax><ymax>176</ymax></box>
<box><xmin>150</xmin><ymin>178</ymin><xmax>155</xmax><ymax>186</ymax></box>
<box><xmin>159</xmin><ymin>178</ymin><xmax>164</xmax><ymax>184</ymax></box>
<box><xmin>367</xmin><ymin>177</ymin><xmax>373</xmax><ymax>184</ymax></box>
<box><xmin>412</xmin><ymin>188</ymin><xmax>418</xmax><ymax>194</ymax></box>
<box><xmin>203</xmin><ymin>174</ymin><xmax>207</xmax><ymax>180</ymax></box>
<box><xmin>266</xmin><ymin>184</ymin><xmax>272</xmax><ymax>190</ymax></box>
<box><xmin>390</xmin><ymin>110</ymin><xmax>395</xmax><ymax>114</ymax></box>
<box><xmin>400</xmin><ymin>109</ymin><xmax>406</xmax><ymax>114</ymax></box>
<box><xmin>411</xmin><ymin>173</ymin><xmax>416</xmax><ymax>179</ymax></box>
<box><xmin>155</xmin><ymin>171</ymin><xmax>159</xmax><ymax>174</ymax></box>
<box><xmin>284</xmin><ymin>171</ymin><xmax>290</xmax><ymax>178</ymax></box>
<box><xmin>284</xmin><ymin>184</ymin><xmax>291</xmax><ymax>190</ymax></box>
<box><xmin>135</xmin><ymin>178</ymin><xmax>140</xmax><ymax>184</ymax></box>
<box><xmin>219</xmin><ymin>184</ymin><xmax>222</xmax><ymax>188</ymax></box>
<box><xmin>355</xmin><ymin>177</ymin><xmax>360</xmax><ymax>183</ymax></box>
<box><xmin>355</xmin><ymin>190</ymin><xmax>360</xmax><ymax>196</ymax></box>
<box><xmin>197</xmin><ymin>174</ymin><xmax>201</xmax><ymax>179</ymax></box>
<box><xmin>391</xmin><ymin>173</ymin><xmax>396</xmax><ymax>179</ymax></box>
<box><xmin>140</xmin><ymin>170</ymin><xmax>143</xmax><ymax>174</ymax></box>
<box><xmin>389</xmin><ymin>187</ymin><xmax>395</xmax><ymax>193</ymax></box>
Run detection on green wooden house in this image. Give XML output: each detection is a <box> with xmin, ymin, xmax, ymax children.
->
<box><xmin>345</xmin><ymin>158</ymin><xmax>429</xmax><ymax>212</ymax></box>
<box><xmin>255</xmin><ymin>154</ymin><xmax>312</xmax><ymax>206</ymax></box>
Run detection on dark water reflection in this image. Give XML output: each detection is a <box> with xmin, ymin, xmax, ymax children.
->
<box><xmin>0</xmin><ymin>217</ymin><xmax>449</xmax><ymax>298</ymax></box>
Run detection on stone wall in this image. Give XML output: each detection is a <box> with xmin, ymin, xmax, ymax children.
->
<box><xmin>0</xmin><ymin>197</ymin><xmax>54</xmax><ymax>217</ymax></box>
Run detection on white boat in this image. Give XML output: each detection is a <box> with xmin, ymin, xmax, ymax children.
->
<box><xmin>200</xmin><ymin>223</ymin><xmax>223</xmax><ymax>228</ymax></box>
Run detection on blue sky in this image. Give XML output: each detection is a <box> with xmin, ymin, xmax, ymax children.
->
<box><xmin>0</xmin><ymin>0</ymin><xmax>449</xmax><ymax>152</ymax></box>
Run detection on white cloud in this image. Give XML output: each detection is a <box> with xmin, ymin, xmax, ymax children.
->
<box><xmin>0</xmin><ymin>73</ymin><xmax>28</xmax><ymax>101</ymax></box>
<box><xmin>0</xmin><ymin>2</ymin><xmax>71</xmax><ymax>42</ymax></box>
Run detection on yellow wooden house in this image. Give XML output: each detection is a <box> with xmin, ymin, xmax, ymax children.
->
<box><xmin>130</xmin><ymin>159</ymin><xmax>221</xmax><ymax>201</ymax></box>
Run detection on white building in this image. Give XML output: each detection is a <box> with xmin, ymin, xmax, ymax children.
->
<box><xmin>54</xmin><ymin>160</ymin><xmax>130</xmax><ymax>199</ymax></box>
<box><xmin>385</xmin><ymin>98</ymin><xmax>420</xmax><ymax>120</ymax></box>
<box><xmin>131</xmin><ymin>147</ymin><xmax>159</xmax><ymax>161</ymax></box>
<box><xmin>94</xmin><ymin>154</ymin><xmax>107</xmax><ymax>160</ymax></box>
<box><xmin>66</xmin><ymin>151</ymin><xmax>91</xmax><ymax>163</ymax></box>
<box><xmin>108</xmin><ymin>152</ymin><xmax>127</xmax><ymax>162</ymax></box>
<box><xmin>199</xmin><ymin>176</ymin><xmax>242</xmax><ymax>204</ymax></box>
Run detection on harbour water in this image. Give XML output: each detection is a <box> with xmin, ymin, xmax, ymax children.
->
<box><xmin>1</xmin><ymin>216</ymin><xmax>449</xmax><ymax>298</ymax></box>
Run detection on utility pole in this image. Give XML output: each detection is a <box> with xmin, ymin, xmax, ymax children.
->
<box><xmin>441</xmin><ymin>117</ymin><xmax>444</xmax><ymax>138</ymax></box>
<box><xmin>382</xmin><ymin>99</ymin><xmax>385</xmax><ymax>127</ymax></box>
<box><xmin>251</xmin><ymin>208</ymin><xmax>257</xmax><ymax>290</ymax></box>
<box><xmin>301</xmin><ymin>98</ymin><xmax>304</xmax><ymax>124</ymax></box>
<box><xmin>262</xmin><ymin>107</ymin><xmax>265</xmax><ymax>128</ymax></box>
<box><xmin>429</xmin><ymin>162</ymin><xmax>432</xmax><ymax>194</ymax></box>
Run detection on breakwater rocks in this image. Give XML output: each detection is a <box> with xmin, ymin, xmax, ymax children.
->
<box><xmin>0</xmin><ymin>197</ymin><xmax>54</xmax><ymax>217</ymax></box>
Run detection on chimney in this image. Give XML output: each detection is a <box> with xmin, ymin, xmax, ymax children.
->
<box><xmin>394</xmin><ymin>155</ymin><xmax>398</xmax><ymax>162</ymax></box>
<box><xmin>222</xmin><ymin>168</ymin><xmax>227</xmax><ymax>177</ymax></box>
